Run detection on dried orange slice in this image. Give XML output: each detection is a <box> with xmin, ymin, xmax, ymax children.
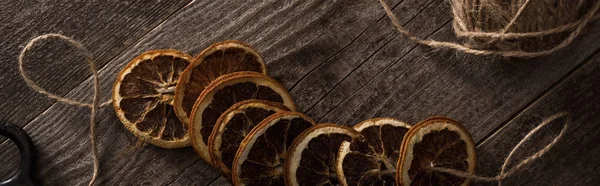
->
<box><xmin>336</xmin><ymin>118</ymin><xmax>411</xmax><ymax>186</ymax></box>
<box><xmin>397</xmin><ymin>117</ymin><xmax>476</xmax><ymax>186</ymax></box>
<box><xmin>174</xmin><ymin>40</ymin><xmax>266</xmax><ymax>126</ymax></box>
<box><xmin>113</xmin><ymin>49</ymin><xmax>192</xmax><ymax>148</ymax></box>
<box><xmin>190</xmin><ymin>71</ymin><xmax>296</xmax><ymax>163</ymax></box>
<box><xmin>209</xmin><ymin>99</ymin><xmax>289</xmax><ymax>176</ymax></box>
<box><xmin>284</xmin><ymin>124</ymin><xmax>361</xmax><ymax>186</ymax></box>
<box><xmin>232</xmin><ymin>111</ymin><xmax>316</xmax><ymax>186</ymax></box>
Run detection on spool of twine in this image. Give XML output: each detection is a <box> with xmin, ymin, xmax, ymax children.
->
<box><xmin>18</xmin><ymin>34</ymin><xmax>569</xmax><ymax>185</ymax></box>
<box><xmin>379</xmin><ymin>0</ymin><xmax>600</xmax><ymax>58</ymax></box>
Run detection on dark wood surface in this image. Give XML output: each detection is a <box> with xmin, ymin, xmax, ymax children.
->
<box><xmin>1</xmin><ymin>0</ymin><xmax>599</xmax><ymax>185</ymax></box>
<box><xmin>476</xmin><ymin>52</ymin><xmax>600</xmax><ymax>186</ymax></box>
<box><xmin>0</xmin><ymin>0</ymin><xmax>192</xmax><ymax>181</ymax></box>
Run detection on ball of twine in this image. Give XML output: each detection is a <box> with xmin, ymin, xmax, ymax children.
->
<box><xmin>380</xmin><ymin>0</ymin><xmax>600</xmax><ymax>58</ymax></box>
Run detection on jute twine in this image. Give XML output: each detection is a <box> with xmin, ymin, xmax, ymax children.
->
<box><xmin>18</xmin><ymin>34</ymin><xmax>112</xmax><ymax>186</ymax></box>
<box><xmin>379</xmin><ymin>0</ymin><xmax>600</xmax><ymax>58</ymax></box>
<box><xmin>426</xmin><ymin>112</ymin><xmax>570</xmax><ymax>185</ymax></box>
<box><xmin>18</xmin><ymin>34</ymin><xmax>569</xmax><ymax>185</ymax></box>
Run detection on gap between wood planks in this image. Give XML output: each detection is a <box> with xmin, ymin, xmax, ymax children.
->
<box><xmin>160</xmin><ymin>0</ymin><xmax>419</xmax><ymax>184</ymax></box>
<box><xmin>286</xmin><ymin>0</ymin><xmax>418</xmax><ymax>92</ymax></box>
<box><xmin>317</xmin><ymin>18</ymin><xmax>450</xmax><ymax>124</ymax></box>
<box><xmin>0</xmin><ymin>0</ymin><xmax>195</xmax><ymax>142</ymax></box>
<box><xmin>0</xmin><ymin>1</ymin><xmax>192</xmax><ymax>145</ymax></box>
<box><xmin>570</xmin><ymin>163</ymin><xmax>600</xmax><ymax>185</ymax></box>
<box><xmin>475</xmin><ymin>46</ymin><xmax>600</xmax><ymax>147</ymax></box>
<box><xmin>301</xmin><ymin>0</ymin><xmax>446</xmax><ymax>121</ymax></box>
<box><xmin>473</xmin><ymin>47</ymin><xmax>600</xmax><ymax>185</ymax></box>
<box><xmin>290</xmin><ymin>0</ymin><xmax>450</xmax><ymax>122</ymax></box>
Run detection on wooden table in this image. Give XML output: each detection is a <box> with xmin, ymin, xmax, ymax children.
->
<box><xmin>1</xmin><ymin>1</ymin><xmax>599</xmax><ymax>185</ymax></box>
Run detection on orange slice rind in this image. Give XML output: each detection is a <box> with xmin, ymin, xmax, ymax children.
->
<box><xmin>232</xmin><ymin>111</ymin><xmax>316</xmax><ymax>186</ymax></box>
<box><xmin>397</xmin><ymin>116</ymin><xmax>476</xmax><ymax>186</ymax></box>
<box><xmin>190</xmin><ymin>71</ymin><xmax>296</xmax><ymax>163</ymax></box>
<box><xmin>336</xmin><ymin>118</ymin><xmax>411</xmax><ymax>186</ymax></box>
<box><xmin>284</xmin><ymin>124</ymin><xmax>361</xmax><ymax>186</ymax></box>
<box><xmin>113</xmin><ymin>49</ymin><xmax>192</xmax><ymax>148</ymax></box>
<box><xmin>209</xmin><ymin>99</ymin><xmax>290</xmax><ymax>176</ymax></box>
<box><xmin>174</xmin><ymin>40</ymin><xmax>267</xmax><ymax>126</ymax></box>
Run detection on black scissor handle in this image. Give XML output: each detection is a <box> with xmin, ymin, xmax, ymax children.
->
<box><xmin>0</xmin><ymin>121</ymin><xmax>36</xmax><ymax>186</ymax></box>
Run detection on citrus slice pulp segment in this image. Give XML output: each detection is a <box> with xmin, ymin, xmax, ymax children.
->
<box><xmin>397</xmin><ymin>117</ymin><xmax>476</xmax><ymax>186</ymax></box>
<box><xmin>209</xmin><ymin>100</ymin><xmax>289</xmax><ymax>176</ymax></box>
<box><xmin>285</xmin><ymin>124</ymin><xmax>361</xmax><ymax>186</ymax></box>
<box><xmin>337</xmin><ymin>118</ymin><xmax>411</xmax><ymax>186</ymax></box>
<box><xmin>174</xmin><ymin>40</ymin><xmax>267</xmax><ymax>126</ymax></box>
<box><xmin>232</xmin><ymin>111</ymin><xmax>316</xmax><ymax>186</ymax></box>
<box><xmin>190</xmin><ymin>71</ymin><xmax>296</xmax><ymax>163</ymax></box>
<box><xmin>113</xmin><ymin>49</ymin><xmax>192</xmax><ymax>148</ymax></box>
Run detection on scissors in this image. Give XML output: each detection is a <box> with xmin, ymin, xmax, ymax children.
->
<box><xmin>0</xmin><ymin>121</ymin><xmax>37</xmax><ymax>186</ymax></box>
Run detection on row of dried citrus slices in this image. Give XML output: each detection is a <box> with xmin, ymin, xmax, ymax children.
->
<box><xmin>280</xmin><ymin>117</ymin><xmax>477</xmax><ymax>186</ymax></box>
<box><xmin>112</xmin><ymin>40</ymin><xmax>271</xmax><ymax>148</ymax></box>
<box><xmin>111</xmin><ymin>41</ymin><xmax>478</xmax><ymax>186</ymax></box>
<box><xmin>336</xmin><ymin>117</ymin><xmax>477</xmax><ymax>186</ymax></box>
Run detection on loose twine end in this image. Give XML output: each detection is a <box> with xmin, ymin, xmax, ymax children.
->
<box><xmin>18</xmin><ymin>34</ymin><xmax>112</xmax><ymax>186</ymax></box>
<box><xmin>378</xmin><ymin>0</ymin><xmax>600</xmax><ymax>58</ymax></box>
<box><xmin>425</xmin><ymin>112</ymin><xmax>570</xmax><ymax>186</ymax></box>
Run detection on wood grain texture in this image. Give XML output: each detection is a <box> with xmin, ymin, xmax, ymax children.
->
<box><xmin>570</xmin><ymin>164</ymin><xmax>600</xmax><ymax>186</ymax></box>
<box><xmin>0</xmin><ymin>0</ymin><xmax>190</xmax><ymax>127</ymax></box>
<box><xmin>475</xmin><ymin>53</ymin><xmax>600</xmax><ymax>185</ymax></box>
<box><xmin>0</xmin><ymin>140</ymin><xmax>20</xmax><ymax>182</ymax></box>
<box><xmin>1</xmin><ymin>0</ymin><xmax>600</xmax><ymax>185</ymax></box>
<box><xmin>0</xmin><ymin>0</ymin><xmax>191</xmax><ymax>181</ymax></box>
<box><xmin>3</xmin><ymin>0</ymin><xmax>411</xmax><ymax>184</ymax></box>
<box><xmin>303</xmin><ymin>17</ymin><xmax>600</xmax><ymax>143</ymax></box>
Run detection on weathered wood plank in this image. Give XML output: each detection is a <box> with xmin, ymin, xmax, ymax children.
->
<box><xmin>475</xmin><ymin>53</ymin><xmax>600</xmax><ymax>185</ymax></box>
<box><xmin>291</xmin><ymin>0</ymin><xmax>448</xmax><ymax>112</ymax></box>
<box><xmin>208</xmin><ymin>177</ymin><xmax>230</xmax><ymax>186</ymax></box>
<box><xmin>0</xmin><ymin>0</ymin><xmax>191</xmax><ymax>129</ymax></box>
<box><xmin>3</xmin><ymin>0</ymin><xmax>410</xmax><ymax>184</ymax></box>
<box><xmin>0</xmin><ymin>140</ymin><xmax>19</xmax><ymax>182</ymax></box>
<box><xmin>570</xmin><ymin>164</ymin><xmax>600</xmax><ymax>186</ymax></box>
<box><xmin>0</xmin><ymin>0</ymin><xmax>191</xmax><ymax>181</ymax></box>
<box><xmin>307</xmin><ymin>16</ymin><xmax>600</xmax><ymax>143</ymax></box>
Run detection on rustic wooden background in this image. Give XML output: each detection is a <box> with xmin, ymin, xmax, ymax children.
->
<box><xmin>1</xmin><ymin>0</ymin><xmax>599</xmax><ymax>185</ymax></box>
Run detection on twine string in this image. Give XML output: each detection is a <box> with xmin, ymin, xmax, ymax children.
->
<box><xmin>481</xmin><ymin>0</ymin><xmax>532</xmax><ymax>46</ymax></box>
<box><xmin>425</xmin><ymin>112</ymin><xmax>570</xmax><ymax>185</ymax></box>
<box><xmin>379</xmin><ymin>0</ymin><xmax>600</xmax><ymax>58</ymax></box>
<box><xmin>18</xmin><ymin>33</ymin><xmax>112</xmax><ymax>186</ymax></box>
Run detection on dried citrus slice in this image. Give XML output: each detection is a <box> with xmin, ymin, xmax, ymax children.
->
<box><xmin>232</xmin><ymin>111</ymin><xmax>316</xmax><ymax>186</ymax></box>
<box><xmin>174</xmin><ymin>40</ymin><xmax>266</xmax><ymax>126</ymax></box>
<box><xmin>190</xmin><ymin>71</ymin><xmax>296</xmax><ymax>163</ymax></box>
<box><xmin>397</xmin><ymin>117</ymin><xmax>476</xmax><ymax>186</ymax></box>
<box><xmin>336</xmin><ymin>118</ymin><xmax>411</xmax><ymax>186</ymax></box>
<box><xmin>209</xmin><ymin>99</ymin><xmax>289</xmax><ymax>176</ymax></box>
<box><xmin>285</xmin><ymin>124</ymin><xmax>361</xmax><ymax>186</ymax></box>
<box><xmin>113</xmin><ymin>49</ymin><xmax>192</xmax><ymax>148</ymax></box>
